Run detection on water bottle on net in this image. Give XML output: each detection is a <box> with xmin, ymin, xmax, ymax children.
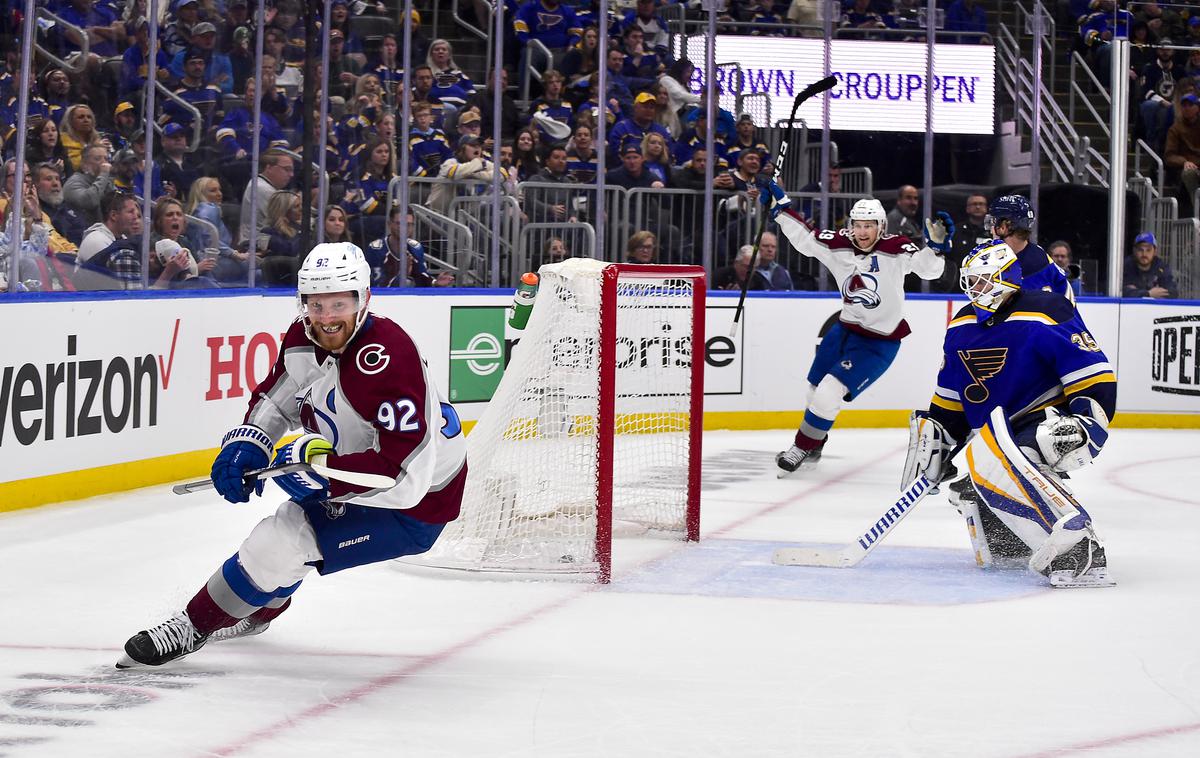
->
<box><xmin>509</xmin><ymin>271</ymin><xmax>539</xmax><ymax>331</ymax></box>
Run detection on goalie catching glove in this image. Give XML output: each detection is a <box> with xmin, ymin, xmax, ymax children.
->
<box><xmin>272</xmin><ymin>433</ymin><xmax>335</xmax><ymax>505</ymax></box>
<box><xmin>923</xmin><ymin>211</ymin><xmax>956</xmax><ymax>254</ymax></box>
<box><xmin>900</xmin><ymin>411</ymin><xmax>958</xmax><ymax>488</ymax></box>
<box><xmin>1034</xmin><ymin>400</ymin><xmax>1108</xmax><ymax>473</ymax></box>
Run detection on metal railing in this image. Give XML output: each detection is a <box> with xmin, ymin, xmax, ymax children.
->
<box><xmin>411</xmin><ymin>204</ymin><xmax>475</xmax><ymax>284</ymax></box>
<box><xmin>1159</xmin><ymin>217</ymin><xmax>1200</xmax><ymax>298</ymax></box>
<box><xmin>154</xmin><ymin>82</ymin><xmax>203</xmax><ymax>153</ymax></box>
<box><xmin>520</xmin><ymin>38</ymin><xmax>553</xmax><ymax>102</ymax></box>
<box><xmin>997</xmin><ymin>23</ymin><xmax>1103</xmax><ymax>186</ymax></box>
<box><xmin>1068</xmin><ymin>51</ymin><xmax>1111</xmax><ymax>140</ymax></box>
<box><xmin>34</xmin><ymin>8</ymin><xmax>90</xmax><ymax>74</ymax></box>
<box><xmin>1013</xmin><ymin>0</ymin><xmax>1056</xmax><ymax>93</ymax></box>
<box><xmin>1134</xmin><ymin>138</ymin><xmax>1165</xmax><ymax>199</ymax></box>
<box><xmin>516</xmin><ymin>221</ymin><xmax>597</xmax><ymax>274</ymax></box>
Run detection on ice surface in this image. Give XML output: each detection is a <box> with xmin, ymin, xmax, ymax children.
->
<box><xmin>1</xmin><ymin>428</ymin><xmax>1198</xmax><ymax>757</ymax></box>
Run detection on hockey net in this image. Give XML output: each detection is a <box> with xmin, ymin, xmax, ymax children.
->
<box><xmin>412</xmin><ymin>259</ymin><xmax>704</xmax><ymax>582</ymax></box>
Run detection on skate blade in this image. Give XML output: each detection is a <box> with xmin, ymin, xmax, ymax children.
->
<box><xmin>1049</xmin><ymin>567</ymin><xmax>1116</xmax><ymax>589</ymax></box>
<box><xmin>114</xmin><ymin>653</ymin><xmax>146</xmax><ymax>670</ymax></box>
<box><xmin>775</xmin><ymin>460</ymin><xmax>820</xmax><ymax>479</ymax></box>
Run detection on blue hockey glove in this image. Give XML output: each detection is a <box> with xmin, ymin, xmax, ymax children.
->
<box><xmin>923</xmin><ymin>211</ymin><xmax>956</xmax><ymax>254</ymax></box>
<box><xmin>759</xmin><ymin>179</ymin><xmax>791</xmax><ymax>220</ymax></box>
<box><xmin>211</xmin><ymin>425</ymin><xmax>273</xmax><ymax>504</ymax></box>
<box><xmin>407</xmin><ymin>239</ymin><xmax>428</xmax><ymax>276</ymax></box>
<box><xmin>272</xmin><ymin>433</ymin><xmax>335</xmax><ymax>505</ymax></box>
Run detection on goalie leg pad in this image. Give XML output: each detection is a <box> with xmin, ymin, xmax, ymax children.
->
<box><xmin>965</xmin><ymin>408</ymin><xmax>1099</xmax><ymax>575</ymax></box>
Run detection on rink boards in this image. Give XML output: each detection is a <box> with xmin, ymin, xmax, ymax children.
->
<box><xmin>0</xmin><ymin>289</ymin><xmax>1196</xmax><ymax>510</ymax></box>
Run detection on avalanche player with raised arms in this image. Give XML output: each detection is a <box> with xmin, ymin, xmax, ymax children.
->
<box><xmin>117</xmin><ymin>243</ymin><xmax>467</xmax><ymax>668</ymax></box>
<box><xmin>760</xmin><ymin>181</ymin><xmax>952</xmax><ymax>474</ymax></box>
<box><xmin>985</xmin><ymin>194</ymin><xmax>1073</xmax><ymax>303</ymax></box>
<box><xmin>902</xmin><ymin>240</ymin><xmax>1116</xmax><ymax>587</ymax></box>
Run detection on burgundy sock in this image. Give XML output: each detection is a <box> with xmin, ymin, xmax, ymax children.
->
<box><xmin>793</xmin><ymin>430</ymin><xmax>825</xmax><ymax>451</ymax></box>
<box><xmin>185</xmin><ymin>586</ymin><xmax>241</xmax><ymax>635</ymax></box>
<box><xmin>248</xmin><ymin>597</ymin><xmax>292</xmax><ymax>625</ymax></box>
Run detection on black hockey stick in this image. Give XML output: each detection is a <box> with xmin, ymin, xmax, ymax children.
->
<box><xmin>730</xmin><ymin>75</ymin><xmax>837</xmax><ymax>338</ymax></box>
<box><xmin>173</xmin><ymin>459</ymin><xmax>396</xmax><ymax>495</ymax></box>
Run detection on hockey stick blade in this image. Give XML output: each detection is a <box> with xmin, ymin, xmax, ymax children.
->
<box><xmin>794</xmin><ymin>75</ymin><xmax>838</xmax><ymax>105</ymax></box>
<box><xmin>772</xmin><ymin>474</ymin><xmax>934</xmax><ymax>568</ymax></box>
<box><xmin>172</xmin><ymin>460</ymin><xmax>396</xmax><ymax>495</ymax></box>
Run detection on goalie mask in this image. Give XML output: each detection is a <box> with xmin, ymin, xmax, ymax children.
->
<box><xmin>297</xmin><ymin>242</ymin><xmax>372</xmax><ymax>350</ymax></box>
<box><xmin>960</xmin><ymin>240</ymin><xmax>1023</xmax><ymax>320</ymax></box>
<box><xmin>846</xmin><ymin>198</ymin><xmax>887</xmax><ymax>251</ymax></box>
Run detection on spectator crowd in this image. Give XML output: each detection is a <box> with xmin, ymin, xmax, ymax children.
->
<box><xmin>0</xmin><ymin>0</ymin><xmax>1002</xmax><ymax>295</ymax></box>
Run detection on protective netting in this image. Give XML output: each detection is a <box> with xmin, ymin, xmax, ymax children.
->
<box><xmin>412</xmin><ymin>258</ymin><xmax>698</xmax><ymax>575</ymax></box>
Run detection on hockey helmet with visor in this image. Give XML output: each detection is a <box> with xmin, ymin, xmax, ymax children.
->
<box><xmin>297</xmin><ymin>242</ymin><xmax>372</xmax><ymax>351</ymax></box>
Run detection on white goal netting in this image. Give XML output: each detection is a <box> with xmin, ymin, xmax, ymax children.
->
<box><xmin>412</xmin><ymin>259</ymin><xmax>703</xmax><ymax>579</ymax></box>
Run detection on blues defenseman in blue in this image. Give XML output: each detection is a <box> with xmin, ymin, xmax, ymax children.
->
<box><xmin>903</xmin><ymin>240</ymin><xmax>1117</xmax><ymax>588</ymax></box>
<box><xmin>985</xmin><ymin>195</ymin><xmax>1074</xmax><ymax>303</ymax></box>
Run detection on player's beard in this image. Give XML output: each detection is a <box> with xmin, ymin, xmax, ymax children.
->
<box><xmin>312</xmin><ymin>315</ymin><xmax>356</xmax><ymax>353</ymax></box>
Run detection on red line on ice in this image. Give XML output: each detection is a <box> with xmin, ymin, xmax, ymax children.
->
<box><xmin>1007</xmin><ymin>720</ymin><xmax>1200</xmax><ymax>757</ymax></box>
<box><xmin>209</xmin><ymin>445</ymin><xmax>903</xmax><ymax>756</ymax></box>
<box><xmin>1103</xmin><ymin>454</ymin><xmax>1200</xmax><ymax>507</ymax></box>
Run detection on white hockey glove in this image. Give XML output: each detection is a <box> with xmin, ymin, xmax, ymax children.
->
<box><xmin>1035</xmin><ymin>407</ymin><xmax>1101</xmax><ymax>473</ymax></box>
<box><xmin>272</xmin><ymin>433</ymin><xmax>335</xmax><ymax>505</ymax></box>
<box><xmin>900</xmin><ymin>411</ymin><xmax>957</xmax><ymax>488</ymax></box>
<box><xmin>923</xmin><ymin>211</ymin><xmax>955</xmax><ymax>254</ymax></box>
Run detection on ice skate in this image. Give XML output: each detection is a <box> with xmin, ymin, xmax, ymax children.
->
<box><xmin>115</xmin><ymin>611</ymin><xmax>209</xmax><ymax>669</ymax></box>
<box><xmin>1044</xmin><ymin>538</ymin><xmax>1114</xmax><ymax>588</ymax></box>
<box><xmin>209</xmin><ymin>617</ymin><xmax>271</xmax><ymax>643</ymax></box>
<box><xmin>776</xmin><ymin>441</ymin><xmax>824</xmax><ymax>477</ymax></box>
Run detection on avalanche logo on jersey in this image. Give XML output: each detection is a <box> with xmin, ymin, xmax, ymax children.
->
<box><xmin>841</xmin><ymin>272</ymin><xmax>881</xmax><ymax>308</ymax></box>
<box><xmin>958</xmin><ymin>348</ymin><xmax>1008</xmax><ymax>403</ymax></box>
<box><xmin>297</xmin><ymin>388</ymin><xmax>341</xmax><ymax>446</ymax></box>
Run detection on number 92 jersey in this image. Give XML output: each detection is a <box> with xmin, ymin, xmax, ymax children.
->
<box><xmin>244</xmin><ymin>315</ymin><xmax>467</xmax><ymax>522</ymax></box>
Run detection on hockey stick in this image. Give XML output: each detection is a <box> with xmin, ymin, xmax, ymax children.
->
<box><xmin>172</xmin><ymin>457</ymin><xmax>397</xmax><ymax>495</ymax></box>
<box><xmin>772</xmin><ymin>473</ymin><xmax>934</xmax><ymax>568</ymax></box>
<box><xmin>730</xmin><ymin>75</ymin><xmax>837</xmax><ymax>338</ymax></box>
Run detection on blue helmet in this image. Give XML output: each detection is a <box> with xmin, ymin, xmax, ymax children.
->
<box><xmin>960</xmin><ymin>240</ymin><xmax>1023</xmax><ymax>319</ymax></box>
<box><xmin>986</xmin><ymin>195</ymin><xmax>1035</xmax><ymax>232</ymax></box>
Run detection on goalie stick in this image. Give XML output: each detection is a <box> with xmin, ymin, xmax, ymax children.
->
<box><xmin>172</xmin><ymin>456</ymin><xmax>397</xmax><ymax>495</ymax></box>
<box><xmin>730</xmin><ymin>75</ymin><xmax>837</xmax><ymax>338</ymax></box>
<box><xmin>772</xmin><ymin>473</ymin><xmax>934</xmax><ymax>568</ymax></box>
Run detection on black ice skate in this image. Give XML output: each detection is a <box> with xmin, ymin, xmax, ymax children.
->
<box><xmin>1044</xmin><ymin>538</ymin><xmax>1115</xmax><ymax>589</ymax></box>
<box><xmin>209</xmin><ymin>617</ymin><xmax>271</xmax><ymax>643</ymax></box>
<box><xmin>115</xmin><ymin>611</ymin><xmax>209</xmax><ymax>669</ymax></box>
<box><xmin>776</xmin><ymin>440</ymin><xmax>825</xmax><ymax>477</ymax></box>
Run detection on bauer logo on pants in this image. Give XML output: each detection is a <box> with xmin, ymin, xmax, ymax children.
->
<box><xmin>448</xmin><ymin>306</ymin><xmax>508</xmax><ymax>402</ymax></box>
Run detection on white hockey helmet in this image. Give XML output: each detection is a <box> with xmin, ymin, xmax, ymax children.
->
<box><xmin>846</xmin><ymin>198</ymin><xmax>887</xmax><ymax>251</ymax></box>
<box><xmin>960</xmin><ymin>240</ymin><xmax>1023</xmax><ymax>315</ymax></box>
<box><xmin>296</xmin><ymin>242</ymin><xmax>373</xmax><ymax>346</ymax></box>
<box><xmin>848</xmin><ymin>198</ymin><xmax>888</xmax><ymax>232</ymax></box>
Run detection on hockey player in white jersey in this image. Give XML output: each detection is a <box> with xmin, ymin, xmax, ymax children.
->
<box><xmin>116</xmin><ymin>243</ymin><xmax>468</xmax><ymax>668</ymax></box>
<box><xmin>761</xmin><ymin>181</ymin><xmax>953</xmax><ymax>474</ymax></box>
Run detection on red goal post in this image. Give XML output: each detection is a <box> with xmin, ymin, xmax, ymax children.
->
<box><xmin>407</xmin><ymin>260</ymin><xmax>706</xmax><ymax>583</ymax></box>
